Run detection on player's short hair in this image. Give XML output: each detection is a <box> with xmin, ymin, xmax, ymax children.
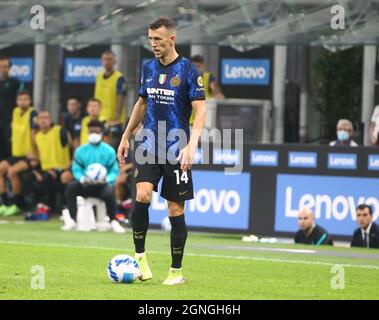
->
<box><xmin>17</xmin><ymin>89</ymin><xmax>31</xmax><ymax>98</ymax></box>
<box><xmin>356</xmin><ymin>204</ymin><xmax>373</xmax><ymax>216</ymax></box>
<box><xmin>0</xmin><ymin>55</ymin><xmax>12</xmax><ymax>66</ymax></box>
<box><xmin>88</xmin><ymin>119</ymin><xmax>105</xmax><ymax>130</ymax></box>
<box><xmin>101</xmin><ymin>49</ymin><xmax>115</xmax><ymax>57</ymax></box>
<box><xmin>87</xmin><ymin>97</ymin><xmax>101</xmax><ymax>106</ymax></box>
<box><xmin>190</xmin><ymin>55</ymin><xmax>205</xmax><ymax>64</ymax></box>
<box><xmin>149</xmin><ymin>16</ymin><xmax>176</xmax><ymax>31</ymax></box>
<box><xmin>67</xmin><ymin>94</ymin><xmax>82</xmax><ymax>104</ymax></box>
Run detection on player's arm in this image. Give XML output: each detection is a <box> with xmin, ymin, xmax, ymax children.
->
<box><xmin>117</xmin><ymin>97</ymin><xmax>147</xmax><ymax>164</ymax></box>
<box><xmin>209</xmin><ymin>80</ymin><xmax>225</xmax><ymax>99</ymax></box>
<box><xmin>177</xmin><ymin>99</ymin><xmax>206</xmax><ymax>171</ymax></box>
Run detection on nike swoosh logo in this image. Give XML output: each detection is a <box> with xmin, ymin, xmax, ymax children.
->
<box><xmin>173</xmin><ymin>247</ymin><xmax>182</xmax><ymax>250</ymax></box>
<box><xmin>134</xmin><ymin>231</ymin><xmax>144</xmax><ymax>235</ymax></box>
<box><xmin>146</xmin><ymin>78</ymin><xmax>152</xmax><ymax>82</ymax></box>
<box><xmin>179</xmin><ymin>191</ymin><xmax>188</xmax><ymax>196</ymax></box>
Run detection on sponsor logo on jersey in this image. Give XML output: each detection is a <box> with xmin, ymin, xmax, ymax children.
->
<box><xmin>159</xmin><ymin>74</ymin><xmax>167</xmax><ymax>84</ymax></box>
<box><xmin>170</xmin><ymin>75</ymin><xmax>180</xmax><ymax>87</ymax></box>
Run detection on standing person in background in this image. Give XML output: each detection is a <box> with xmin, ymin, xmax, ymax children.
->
<box><xmin>0</xmin><ymin>90</ymin><xmax>37</xmax><ymax>216</ymax></box>
<box><xmin>0</xmin><ymin>56</ymin><xmax>24</xmax><ymax>161</ymax></box>
<box><xmin>189</xmin><ymin>55</ymin><xmax>224</xmax><ymax>126</ymax></box>
<box><xmin>95</xmin><ymin>50</ymin><xmax>127</xmax><ymax>148</ymax></box>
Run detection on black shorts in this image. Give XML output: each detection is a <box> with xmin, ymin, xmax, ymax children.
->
<box><xmin>134</xmin><ymin>160</ymin><xmax>194</xmax><ymax>202</ymax></box>
<box><xmin>7</xmin><ymin>156</ymin><xmax>31</xmax><ymax>168</ymax></box>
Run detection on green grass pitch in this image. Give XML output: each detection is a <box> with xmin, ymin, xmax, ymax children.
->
<box><xmin>0</xmin><ymin>218</ymin><xmax>378</xmax><ymax>300</ymax></box>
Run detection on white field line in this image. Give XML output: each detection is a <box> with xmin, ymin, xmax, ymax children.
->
<box><xmin>1</xmin><ymin>240</ymin><xmax>379</xmax><ymax>270</ymax></box>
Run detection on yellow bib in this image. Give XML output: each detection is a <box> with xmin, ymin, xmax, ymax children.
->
<box><xmin>94</xmin><ymin>70</ymin><xmax>125</xmax><ymax>123</ymax></box>
<box><xmin>189</xmin><ymin>72</ymin><xmax>212</xmax><ymax>125</ymax></box>
<box><xmin>79</xmin><ymin>115</ymin><xmax>106</xmax><ymax>145</ymax></box>
<box><xmin>11</xmin><ymin>107</ymin><xmax>35</xmax><ymax>157</ymax></box>
<box><xmin>35</xmin><ymin>125</ymin><xmax>70</xmax><ymax>171</ymax></box>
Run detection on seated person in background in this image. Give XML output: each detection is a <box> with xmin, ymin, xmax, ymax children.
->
<box><xmin>0</xmin><ymin>90</ymin><xmax>37</xmax><ymax>216</ymax></box>
<box><xmin>329</xmin><ymin>119</ymin><xmax>358</xmax><ymax>147</ymax></box>
<box><xmin>60</xmin><ymin>94</ymin><xmax>85</xmax><ymax>151</ymax></box>
<box><xmin>351</xmin><ymin>204</ymin><xmax>379</xmax><ymax>249</ymax></box>
<box><xmin>79</xmin><ymin>98</ymin><xmax>109</xmax><ymax>146</ymax></box>
<box><xmin>64</xmin><ymin>120</ymin><xmax>124</xmax><ymax>233</ymax></box>
<box><xmin>295</xmin><ymin>207</ymin><xmax>333</xmax><ymax>246</ymax></box>
<box><xmin>30</xmin><ymin>110</ymin><xmax>70</xmax><ymax>220</ymax></box>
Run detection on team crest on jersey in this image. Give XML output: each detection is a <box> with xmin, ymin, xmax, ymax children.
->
<box><xmin>159</xmin><ymin>74</ymin><xmax>167</xmax><ymax>84</ymax></box>
<box><xmin>170</xmin><ymin>75</ymin><xmax>180</xmax><ymax>87</ymax></box>
<box><xmin>197</xmin><ymin>76</ymin><xmax>203</xmax><ymax>87</ymax></box>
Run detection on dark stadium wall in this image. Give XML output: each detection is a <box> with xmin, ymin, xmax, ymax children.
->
<box><xmin>218</xmin><ymin>46</ymin><xmax>273</xmax><ymax>100</ymax></box>
<box><xmin>0</xmin><ymin>45</ymin><xmax>34</xmax><ymax>95</ymax></box>
<box><xmin>60</xmin><ymin>45</ymin><xmax>110</xmax><ymax>114</ymax></box>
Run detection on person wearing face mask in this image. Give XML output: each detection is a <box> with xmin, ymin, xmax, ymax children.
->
<box><xmin>63</xmin><ymin>120</ymin><xmax>124</xmax><ymax>233</ymax></box>
<box><xmin>329</xmin><ymin>119</ymin><xmax>358</xmax><ymax>147</ymax></box>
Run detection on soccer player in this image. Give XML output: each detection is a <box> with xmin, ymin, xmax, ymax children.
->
<box><xmin>117</xmin><ymin>17</ymin><xmax>206</xmax><ymax>285</ymax></box>
<box><xmin>0</xmin><ymin>90</ymin><xmax>37</xmax><ymax>216</ymax></box>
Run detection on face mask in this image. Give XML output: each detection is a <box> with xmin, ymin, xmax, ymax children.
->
<box><xmin>337</xmin><ymin>130</ymin><xmax>349</xmax><ymax>141</ymax></box>
<box><xmin>88</xmin><ymin>133</ymin><xmax>102</xmax><ymax>145</ymax></box>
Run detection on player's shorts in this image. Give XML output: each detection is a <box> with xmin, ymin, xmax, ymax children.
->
<box><xmin>134</xmin><ymin>158</ymin><xmax>194</xmax><ymax>202</ymax></box>
<box><xmin>7</xmin><ymin>156</ymin><xmax>31</xmax><ymax>169</ymax></box>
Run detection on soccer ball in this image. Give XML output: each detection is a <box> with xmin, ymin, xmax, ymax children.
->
<box><xmin>86</xmin><ymin>163</ymin><xmax>107</xmax><ymax>181</ymax></box>
<box><xmin>107</xmin><ymin>255</ymin><xmax>140</xmax><ymax>284</ymax></box>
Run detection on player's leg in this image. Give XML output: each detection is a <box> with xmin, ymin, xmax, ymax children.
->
<box><xmin>4</xmin><ymin>160</ymin><xmax>29</xmax><ymax>215</ymax></box>
<box><xmin>163</xmin><ymin>200</ymin><xmax>187</xmax><ymax>285</ymax></box>
<box><xmin>132</xmin><ymin>181</ymin><xmax>154</xmax><ymax>280</ymax></box>
<box><xmin>161</xmin><ymin>164</ymin><xmax>193</xmax><ymax>285</ymax></box>
<box><xmin>0</xmin><ymin>160</ymin><xmax>10</xmax><ymax>214</ymax></box>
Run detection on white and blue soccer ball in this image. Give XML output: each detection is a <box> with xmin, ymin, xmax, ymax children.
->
<box><xmin>107</xmin><ymin>255</ymin><xmax>140</xmax><ymax>284</ymax></box>
<box><xmin>86</xmin><ymin>163</ymin><xmax>107</xmax><ymax>182</ymax></box>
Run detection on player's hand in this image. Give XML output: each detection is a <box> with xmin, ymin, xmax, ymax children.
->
<box><xmin>117</xmin><ymin>138</ymin><xmax>129</xmax><ymax>166</ymax></box>
<box><xmin>177</xmin><ymin>144</ymin><xmax>196</xmax><ymax>171</ymax></box>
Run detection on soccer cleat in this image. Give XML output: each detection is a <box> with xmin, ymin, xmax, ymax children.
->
<box><xmin>135</xmin><ymin>253</ymin><xmax>152</xmax><ymax>281</ymax></box>
<box><xmin>162</xmin><ymin>268</ymin><xmax>185</xmax><ymax>285</ymax></box>
<box><xmin>110</xmin><ymin>219</ymin><xmax>126</xmax><ymax>234</ymax></box>
<box><xmin>2</xmin><ymin>204</ymin><xmax>21</xmax><ymax>216</ymax></box>
<box><xmin>0</xmin><ymin>205</ymin><xmax>7</xmax><ymax>216</ymax></box>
